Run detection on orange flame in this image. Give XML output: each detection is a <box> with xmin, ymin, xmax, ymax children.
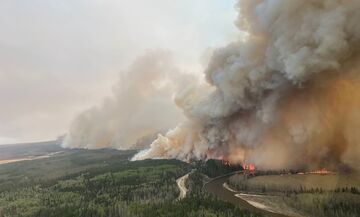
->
<box><xmin>309</xmin><ymin>168</ymin><xmax>331</xmax><ymax>175</ymax></box>
<box><xmin>243</xmin><ymin>163</ymin><xmax>255</xmax><ymax>171</ymax></box>
<box><xmin>217</xmin><ymin>155</ymin><xmax>232</xmax><ymax>166</ymax></box>
<box><xmin>297</xmin><ymin>168</ymin><xmax>332</xmax><ymax>175</ymax></box>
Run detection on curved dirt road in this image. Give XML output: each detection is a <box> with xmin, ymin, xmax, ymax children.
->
<box><xmin>176</xmin><ymin>171</ymin><xmax>192</xmax><ymax>200</ymax></box>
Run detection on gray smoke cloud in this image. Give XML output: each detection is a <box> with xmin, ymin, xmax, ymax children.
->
<box><xmin>63</xmin><ymin>50</ymin><xmax>195</xmax><ymax>149</ymax></box>
<box><xmin>134</xmin><ymin>0</ymin><xmax>360</xmax><ymax>171</ymax></box>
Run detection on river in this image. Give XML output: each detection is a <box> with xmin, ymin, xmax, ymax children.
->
<box><xmin>203</xmin><ymin>174</ymin><xmax>289</xmax><ymax>217</ymax></box>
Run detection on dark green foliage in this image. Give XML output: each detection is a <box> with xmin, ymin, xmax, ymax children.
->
<box><xmin>284</xmin><ymin>192</ymin><xmax>360</xmax><ymax>217</ymax></box>
<box><xmin>0</xmin><ymin>150</ymin><xmax>260</xmax><ymax>217</ymax></box>
<box><xmin>193</xmin><ymin>160</ymin><xmax>243</xmax><ymax>178</ymax></box>
<box><xmin>229</xmin><ymin>173</ymin><xmax>360</xmax><ymax>217</ymax></box>
<box><xmin>130</xmin><ymin>194</ymin><xmax>262</xmax><ymax>217</ymax></box>
<box><xmin>186</xmin><ymin>170</ymin><xmax>204</xmax><ymax>195</ymax></box>
<box><xmin>0</xmin><ymin>149</ymin><xmax>138</xmax><ymax>192</ymax></box>
<box><xmin>0</xmin><ymin>160</ymin><xmax>186</xmax><ymax>217</ymax></box>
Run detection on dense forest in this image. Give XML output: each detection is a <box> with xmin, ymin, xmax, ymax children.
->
<box><xmin>0</xmin><ymin>149</ymin><xmax>260</xmax><ymax>217</ymax></box>
<box><xmin>2</xmin><ymin>147</ymin><xmax>358</xmax><ymax>217</ymax></box>
<box><xmin>192</xmin><ymin>159</ymin><xmax>243</xmax><ymax>178</ymax></box>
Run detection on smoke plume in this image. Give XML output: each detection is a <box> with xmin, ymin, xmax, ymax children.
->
<box><xmin>134</xmin><ymin>0</ymin><xmax>360</xmax><ymax>171</ymax></box>
<box><xmin>63</xmin><ymin>50</ymin><xmax>193</xmax><ymax>150</ymax></box>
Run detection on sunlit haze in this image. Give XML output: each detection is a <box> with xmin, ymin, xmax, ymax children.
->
<box><xmin>0</xmin><ymin>0</ymin><xmax>237</xmax><ymax>144</ymax></box>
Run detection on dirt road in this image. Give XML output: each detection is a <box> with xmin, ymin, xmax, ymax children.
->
<box><xmin>176</xmin><ymin>171</ymin><xmax>192</xmax><ymax>200</ymax></box>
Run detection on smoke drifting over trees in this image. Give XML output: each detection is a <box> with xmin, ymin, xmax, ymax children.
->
<box><xmin>66</xmin><ymin>0</ymin><xmax>360</xmax><ymax>171</ymax></box>
<box><xmin>63</xmin><ymin>50</ymin><xmax>193</xmax><ymax>150</ymax></box>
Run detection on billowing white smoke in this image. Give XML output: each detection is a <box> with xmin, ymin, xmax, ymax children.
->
<box><xmin>134</xmin><ymin>0</ymin><xmax>360</xmax><ymax>170</ymax></box>
<box><xmin>63</xmin><ymin>50</ymin><xmax>194</xmax><ymax>150</ymax></box>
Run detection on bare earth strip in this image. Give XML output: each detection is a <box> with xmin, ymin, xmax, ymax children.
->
<box><xmin>0</xmin><ymin>151</ymin><xmax>63</xmax><ymax>165</ymax></box>
<box><xmin>224</xmin><ymin>183</ymin><xmax>305</xmax><ymax>217</ymax></box>
<box><xmin>176</xmin><ymin>170</ymin><xmax>194</xmax><ymax>200</ymax></box>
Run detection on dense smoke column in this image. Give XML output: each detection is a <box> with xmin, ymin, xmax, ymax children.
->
<box><xmin>134</xmin><ymin>0</ymin><xmax>360</xmax><ymax>171</ymax></box>
<box><xmin>63</xmin><ymin>50</ymin><xmax>192</xmax><ymax>150</ymax></box>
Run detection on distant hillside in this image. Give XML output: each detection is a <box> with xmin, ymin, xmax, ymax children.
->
<box><xmin>0</xmin><ymin>141</ymin><xmax>64</xmax><ymax>160</ymax></box>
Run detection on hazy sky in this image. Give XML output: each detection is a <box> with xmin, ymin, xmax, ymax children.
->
<box><xmin>0</xmin><ymin>0</ymin><xmax>237</xmax><ymax>144</ymax></box>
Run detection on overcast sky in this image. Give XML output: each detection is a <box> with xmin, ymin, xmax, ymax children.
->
<box><xmin>0</xmin><ymin>0</ymin><xmax>237</xmax><ymax>144</ymax></box>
